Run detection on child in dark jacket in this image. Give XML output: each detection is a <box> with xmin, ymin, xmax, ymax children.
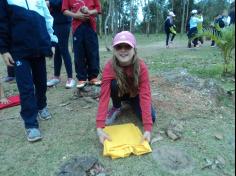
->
<box><xmin>0</xmin><ymin>0</ymin><xmax>58</xmax><ymax>142</ymax></box>
<box><xmin>164</xmin><ymin>11</ymin><xmax>176</xmax><ymax>48</ymax></box>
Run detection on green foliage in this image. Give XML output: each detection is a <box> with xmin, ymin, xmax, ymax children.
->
<box><xmin>198</xmin><ymin>25</ymin><xmax>235</xmax><ymax>74</ymax></box>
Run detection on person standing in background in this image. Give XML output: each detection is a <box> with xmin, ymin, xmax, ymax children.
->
<box><xmin>46</xmin><ymin>0</ymin><xmax>76</xmax><ymax>88</ymax></box>
<box><xmin>62</xmin><ymin>0</ymin><xmax>102</xmax><ymax>88</ymax></box>
<box><xmin>187</xmin><ymin>9</ymin><xmax>203</xmax><ymax>48</ymax></box>
<box><xmin>164</xmin><ymin>11</ymin><xmax>177</xmax><ymax>48</ymax></box>
<box><xmin>197</xmin><ymin>10</ymin><xmax>204</xmax><ymax>46</ymax></box>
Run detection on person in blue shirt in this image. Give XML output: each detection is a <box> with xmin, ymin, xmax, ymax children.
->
<box><xmin>187</xmin><ymin>9</ymin><xmax>203</xmax><ymax>48</ymax></box>
<box><xmin>0</xmin><ymin>0</ymin><xmax>58</xmax><ymax>142</ymax></box>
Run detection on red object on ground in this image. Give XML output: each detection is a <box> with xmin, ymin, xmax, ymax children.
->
<box><xmin>0</xmin><ymin>95</ymin><xmax>20</xmax><ymax>110</ymax></box>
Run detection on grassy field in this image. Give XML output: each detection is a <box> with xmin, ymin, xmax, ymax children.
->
<box><xmin>0</xmin><ymin>34</ymin><xmax>235</xmax><ymax>176</ymax></box>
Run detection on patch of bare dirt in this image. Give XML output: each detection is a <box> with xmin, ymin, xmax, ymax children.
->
<box><xmin>152</xmin><ymin>146</ymin><xmax>194</xmax><ymax>174</ymax></box>
<box><xmin>151</xmin><ymin>75</ymin><xmax>215</xmax><ymax>118</ymax></box>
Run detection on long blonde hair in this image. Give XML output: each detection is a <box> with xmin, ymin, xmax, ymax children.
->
<box><xmin>112</xmin><ymin>49</ymin><xmax>140</xmax><ymax>97</ymax></box>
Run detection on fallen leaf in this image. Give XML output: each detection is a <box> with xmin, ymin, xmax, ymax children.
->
<box><xmin>214</xmin><ymin>133</ymin><xmax>224</xmax><ymax>140</ymax></box>
<box><xmin>59</xmin><ymin>102</ymin><xmax>70</xmax><ymax>107</ymax></box>
<box><xmin>151</xmin><ymin>133</ymin><xmax>163</xmax><ymax>144</ymax></box>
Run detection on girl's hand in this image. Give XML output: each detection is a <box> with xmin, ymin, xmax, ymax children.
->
<box><xmin>0</xmin><ymin>97</ymin><xmax>11</xmax><ymax>104</ymax></box>
<box><xmin>97</xmin><ymin>128</ymin><xmax>112</xmax><ymax>144</ymax></box>
<box><xmin>142</xmin><ymin>131</ymin><xmax>151</xmax><ymax>143</ymax></box>
<box><xmin>2</xmin><ymin>52</ymin><xmax>14</xmax><ymax>66</ymax></box>
<box><xmin>74</xmin><ymin>10</ymin><xmax>89</xmax><ymax>20</ymax></box>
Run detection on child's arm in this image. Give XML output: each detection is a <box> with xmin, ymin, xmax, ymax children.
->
<box><xmin>42</xmin><ymin>0</ymin><xmax>58</xmax><ymax>45</ymax></box>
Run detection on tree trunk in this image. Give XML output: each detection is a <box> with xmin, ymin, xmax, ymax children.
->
<box><xmin>181</xmin><ymin>0</ymin><xmax>186</xmax><ymax>34</ymax></box>
<box><xmin>185</xmin><ymin>0</ymin><xmax>189</xmax><ymax>33</ymax></box>
<box><xmin>104</xmin><ymin>0</ymin><xmax>112</xmax><ymax>51</ymax></box>
<box><xmin>130</xmin><ymin>0</ymin><xmax>134</xmax><ymax>32</ymax></box>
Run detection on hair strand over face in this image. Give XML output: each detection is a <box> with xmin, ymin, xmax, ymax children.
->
<box><xmin>112</xmin><ymin>49</ymin><xmax>140</xmax><ymax>97</ymax></box>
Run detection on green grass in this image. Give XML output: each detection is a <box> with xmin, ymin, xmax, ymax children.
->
<box><xmin>0</xmin><ymin>34</ymin><xmax>235</xmax><ymax>176</ymax></box>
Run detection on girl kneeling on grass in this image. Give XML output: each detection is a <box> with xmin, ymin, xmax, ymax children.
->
<box><xmin>96</xmin><ymin>31</ymin><xmax>157</xmax><ymax>144</ymax></box>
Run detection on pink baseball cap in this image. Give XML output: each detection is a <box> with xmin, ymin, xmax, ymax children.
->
<box><xmin>112</xmin><ymin>31</ymin><xmax>137</xmax><ymax>48</ymax></box>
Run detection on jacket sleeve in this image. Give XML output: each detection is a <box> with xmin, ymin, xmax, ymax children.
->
<box><xmin>0</xmin><ymin>0</ymin><xmax>10</xmax><ymax>54</ymax></box>
<box><xmin>139</xmin><ymin>61</ymin><xmax>153</xmax><ymax>132</ymax></box>
<box><xmin>42</xmin><ymin>0</ymin><xmax>58</xmax><ymax>45</ymax></box>
<box><xmin>166</xmin><ymin>19</ymin><xmax>172</xmax><ymax>28</ymax></box>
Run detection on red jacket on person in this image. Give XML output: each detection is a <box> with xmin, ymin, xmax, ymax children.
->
<box><xmin>62</xmin><ymin>0</ymin><xmax>101</xmax><ymax>33</ymax></box>
<box><xmin>96</xmin><ymin>59</ymin><xmax>153</xmax><ymax>132</ymax></box>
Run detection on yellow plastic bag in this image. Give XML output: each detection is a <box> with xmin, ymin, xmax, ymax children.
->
<box><xmin>170</xmin><ymin>26</ymin><xmax>177</xmax><ymax>35</ymax></box>
<box><xmin>103</xmin><ymin>123</ymin><xmax>152</xmax><ymax>159</ymax></box>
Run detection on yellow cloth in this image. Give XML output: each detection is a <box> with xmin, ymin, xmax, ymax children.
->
<box><xmin>103</xmin><ymin>123</ymin><xmax>152</xmax><ymax>159</ymax></box>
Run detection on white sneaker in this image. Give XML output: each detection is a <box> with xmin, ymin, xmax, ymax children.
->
<box><xmin>65</xmin><ymin>79</ymin><xmax>76</xmax><ymax>88</ymax></box>
<box><xmin>47</xmin><ymin>78</ymin><xmax>60</xmax><ymax>87</ymax></box>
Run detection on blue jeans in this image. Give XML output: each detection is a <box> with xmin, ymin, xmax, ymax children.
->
<box><xmin>73</xmin><ymin>23</ymin><xmax>100</xmax><ymax>81</ymax></box>
<box><xmin>110</xmin><ymin>80</ymin><xmax>157</xmax><ymax>123</ymax></box>
<box><xmin>53</xmin><ymin>23</ymin><xmax>72</xmax><ymax>78</ymax></box>
<box><xmin>14</xmin><ymin>56</ymin><xmax>47</xmax><ymax>129</ymax></box>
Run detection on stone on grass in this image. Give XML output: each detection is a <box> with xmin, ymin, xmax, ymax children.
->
<box><xmin>57</xmin><ymin>156</ymin><xmax>107</xmax><ymax>176</ymax></box>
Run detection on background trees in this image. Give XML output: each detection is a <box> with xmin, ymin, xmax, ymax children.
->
<box><xmin>98</xmin><ymin>0</ymin><xmax>234</xmax><ymax>36</ymax></box>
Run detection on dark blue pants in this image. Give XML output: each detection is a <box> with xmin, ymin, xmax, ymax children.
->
<box><xmin>165</xmin><ymin>31</ymin><xmax>176</xmax><ymax>46</ymax></box>
<box><xmin>188</xmin><ymin>27</ymin><xmax>198</xmax><ymax>47</ymax></box>
<box><xmin>7</xmin><ymin>66</ymin><xmax>15</xmax><ymax>77</ymax></box>
<box><xmin>14</xmin><ymin>56</ymin><xmax>47</xmax><ymax>129</ymax></box>
<box><xmin>110</xmin><ymin>80</ymin><xmax>157</xmax><ymax>123</ymax></box>
<box><xmin>53</xmin><ymin>23</ymin><xmax>72</xmax><ymax>78</ymax></box>
<box><xmin>211</xmin><ymin>29</ymin><xmax>222</xmax><ymax>46</ymax></box>
<box><xmin>73</xmin><ymin>23</ymin><xmax>100</xmax><ymax>81</ymax></box>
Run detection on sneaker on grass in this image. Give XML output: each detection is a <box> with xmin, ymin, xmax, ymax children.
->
<box><xmin>65</xmin><ymin>79</ymin><xmax>76</xmax><ymax>89</ymax></box>
<box><xmin>89</xmin><ymin>78</ymin><xmax>101</xmax><ymax>86</ymax></box>
<box><xmin>38</xmin><ymin>107</ymin><xmax>52</xmax><ymax>120</ymax></box>
<box><xmin>26</xmin><ymin>128</ymin><xmax>42</xmax><ymax>142</ymax></box>
<box><xmin>47</xmin><ymin>78</ymin><xmax>60</xmax><ymax>87</ymax></box>
<box><xmin>77</xmin><ymin>80</ymin><xmax>87</xmax><ymax>88</ymax></box>
<box><xmin>105</xmin><ymin>107</ymin><xmax>121</xmax><ymax>125</ymax></box>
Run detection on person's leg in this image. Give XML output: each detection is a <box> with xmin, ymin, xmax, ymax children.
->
<box><xmin>171</xmin><ymin>33</ymin><xmax>176</xmax><ymax>42</ymax></box>
<box><xmin>191</xmin><ymin>28</ymin><xmax>198</xmax><ymax>47</ymax></box>
<box><xmin>3</xmin><ymin>66</ymin><xmax>15</xmax><ymax>82</ymax></box>
<box><xmin>166</xmin><ymin>32</ymin><xmax>170</xmax><ymax>46</ymax></box>
<box><xmin>187</xmin><ymin>31</ymin><xmax>192</xmax><ymax>48</ymax></box>
<box><xmin>7</xmin><ymin>66</ymin><xmax>15</xmax><ymax>77</ymax></box>
<box><xmin>73</xmin><ymin>25</ymin><xmax>87</xmax><ymax>82</ymax></box>
<box><xmin>211</xmin><ymin>28</ymin><xmax>216</xmax><ymax>46</ymax></box>
<box><xmin>31</xmin><ymin>56</ymin><xmax>47</xmax><ymax>110</ymax></box>
<box><xmin>57</xmin><ymin>23</ymin><xmax>73</xmax><ymax>79</ymax></box>
<box><xmin>84</xmin><ymin>24</ymin><xmax>100</xmax><ymax>81</ymax></box>
<box><xmin>129</xmin><ymin>95</ymin><xmax>157</xmax><ymax>123</ymax></box>
<box><xmin>14</xmin><ymin>57</ymin><xmax>39</xmax><ymax>129</ymax></box>
<box><xmin>54</xmin><ymin>44</ymin><xmax>62</xmax><ymax>77</ymax></box>
<box><xmin>110</xmin><ymin>80</ymin><xmax>122</xmax><ymax>108</ymax></box>
<box><xmin>106</xmin><ymin>80</ymin><xmax>128</xmax><ymax>125</ymax></box>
